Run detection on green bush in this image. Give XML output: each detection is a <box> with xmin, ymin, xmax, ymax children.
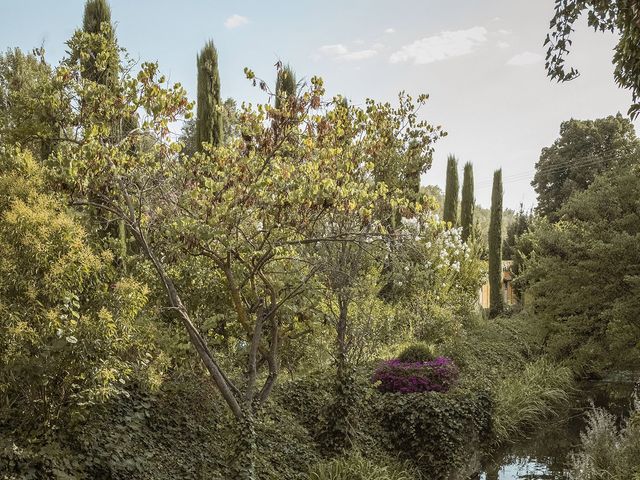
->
<box><xmin>307</xmin><ymin>452</ymin><xmax>417</xmax><ymax>480</ymax></box>
<box><xmin>375</xmin><ymin>390</ymin><xmax>492</xmax><ymax>479</ymax></box>
<box><xmin>397</xmin><ymin>342</ymin><xmax>436</xmax><ymax>363</ymax></box>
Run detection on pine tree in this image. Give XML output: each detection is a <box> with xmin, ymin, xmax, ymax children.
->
<box><xmin>275</xmin><ymin>64</ymin><xmax>296</xmax><ymax>109</ymax></box>
<box><xmin>196</xmin><ymin>41</ymin><xmax>223</xmax><ymax>150</ymax></box>
<box><xmin>460</xmin><ymin>162</ymin><xmax>474</xmax><ymax>242</ymax></box>
<box><xmin>82</xmin><ymin>0</ymin><xmax>119</xmax><ymax>86</ymax></box>
<box><xmin>489</xmin><ymin>169</ymin><xmax>504</xmax><ymax>317</ymax></box>
<box><xmin>443</xmin><ymin>155</ymin><xmax>459</xmax><ymax>226</ymax></box>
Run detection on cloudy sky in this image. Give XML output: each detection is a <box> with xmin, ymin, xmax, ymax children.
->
<box><xmin>1</xmin><ymin>0</ymin><xmax>636</xmax><ymax>209</ymax></box>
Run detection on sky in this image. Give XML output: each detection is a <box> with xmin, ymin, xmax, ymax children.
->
<box><xmin>1</xmin><ymin>0</ymin><xmax>636</xmax><ymax>209</ymax></box>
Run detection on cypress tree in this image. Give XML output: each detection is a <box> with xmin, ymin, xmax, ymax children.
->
<box><xmin>275</xmin><ymin>64</ymin><xmax>296</xmax><ymax>109</ymax></box>
<box><xmin>82</xmin><ymin>0</ymin><xmax>119</xmax><ymax>86</ymax></box>
<box><xmin>460</xmin><ymin>162</ymin><xmax>475</xmax><ymax>242</ymax></box>
<box><xmin>443</xmin><ymin>155</ymin><xmax>459</xmax><ymax>226</ymax></box>
<box><xmin>196</xmin><ymin>41</ymin><xmax>223</xmax><ymax>150</ymax></box>
<box><xmin>488</xmin><ymin>169</ymin><xmax>504</xmax><ymax>318</ymax></box>
<box><xmin>81</xmin><ymin>0</ymin><xmax>129</xmax><ymax>267</ymax></box>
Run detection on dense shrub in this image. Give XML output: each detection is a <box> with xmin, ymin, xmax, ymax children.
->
<box><xmin>372</xmin><ymin>357</ymin><xmax>458</xmax><ymax>394</ymax></box>
<box><xmin>397</xmin><ymin>343</ymin><xmax>436</xmax><ymax>363</ymax></box>
<box><xmin>519</xmin><ymin>163</ymin><xmax>640</xmax><ymax>375</ymax></box>
<box><xmin>376</xmin><ymin>390</ymin><xmax>492</xmax><ymax>479</ymax></box>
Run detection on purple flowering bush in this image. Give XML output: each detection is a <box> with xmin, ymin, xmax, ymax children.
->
<box><xmin>371</xmin><ymin>356</ymin><xmax>458</xmax><ymax>394</ymax></box>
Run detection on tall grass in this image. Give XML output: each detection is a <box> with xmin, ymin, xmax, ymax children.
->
<box><xmin>569</xmin><ymin>398</ymin><xmax>640</xmax><ymax>480</ymax></box>
<box><xmin>307</xmin><ymin>452</ymin><xmax>418</xmax><ymax>480</ymax></box>
<box><xmin>492</xmin><ymin>357</ymin><xmax>573</xmax><ymax>443</ymax></box>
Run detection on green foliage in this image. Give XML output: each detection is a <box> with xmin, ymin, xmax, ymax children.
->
<box><xmin>307</xmin><ymin>451</ymin><xmax>417</xmax><ymax>480</ymax></box>
<box><xmin>196</xmin><ymin>40</ymin><xmax>223</xmax><ymax>149</ymax></box>
<box><xmin>502</xmin><ymin>203</ymin><xmax>531</xmax><ymax>261</ymax></box>
<box><xmin>370</xmin><ymin>92</ymin><xmax>446</xmax><ymax>222</ymax></box>
<box><xmin>531</xmin><ymin>114</ymin><xmax>639</xmax><ymax>220</ymax></box>
<box><xmin>503</xmin><ymin>204</ymin><xmax>532</xmax><ymax>298</ymax></box>
<box><xmin>520</xmin><ymin>163</ymin><xmax>640</xmax><ymax>374</ymax></box>
<box><xmin>376</xmin><ymin>390</ymin><xmax>492</xmax><ymax>479</ymax></box>
<box><xmin>320</xmin><ymin>366</ymin><xmax>360</xmax><ymax>454</ymax></box>
<box><xmin>0</xmin><ymin>148</ymin><xmax>163</xmax><ymax>433</ymax></box>
<box><xmin>491</xmin><ymin>358</ymin><xmax>572</xmax><ymax>443</ymax></box>
<box><xmin>460</xmin><ymin>162</ymin><xmax>474</xmax><ymax>243</ymax></box>
<box><xmin>0</xmin><ymin>48</ymin><xmax>54</xmax><ymax>158</ymax></box>
<box><xmin>442</xmin><ymin>155</ymin><xmax>459</xmax><ymax>226</ymax></box>
<box><xmin>422</xmin><ymin>183</ymin><xmax>516</xmax><ymax>256</ymax></box>
<box><xmin>81</xmin><ymin>0</ymin><xmax>119</xmax><ymax>87</ymax></box>
<box><xmin>397</xmin><ymin>342</ymin><xmax>436</xmax><ymax>363</ymax></box>
<box><xmin>545</xmin><ymin>1</ymin><xmax>640</xmax><ymax>118</ymax></box>
<box><xmin>445</xmin><ymin>314</ymin><xmax>540</xmax><ymax>389</ymax></box>
<box><xmin>0</xmin><ymin>2</ymin><xmax>588</xmax><ymax>478</ymax></box>
<box><xmin>180</xmin><ymin>98</ymin><xmax>239</xmax><ymax>154</ymax></box>
<box><xmin>383</xmin><ymin>219</ymin><xmax>485</xmax><ymax>346</ymax></box>
<box><xmin>275</xmin><ymin>64</ymin><xmax>297</xmax><ymax>109</ymax></box>
<box><xmin>569</xmin><ymin>400</ymin><xmax>640</xmax><ymax>480</ymax></box>
<box><xmin>488</xmin><ymin>169</ymin><xmax>503</xmax><ymax>317</ymax></box>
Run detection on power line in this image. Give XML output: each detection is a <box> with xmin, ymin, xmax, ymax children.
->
<box><xmin>474</xmin><ymin>154</ymin><xmax>625</xmax><ymax>190</ymax></box>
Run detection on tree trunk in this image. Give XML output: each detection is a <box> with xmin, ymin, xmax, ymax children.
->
<box><xmin>231</xmin><ymin>410</ymin><xmax>257</xmax><ymax>480</ymax></box>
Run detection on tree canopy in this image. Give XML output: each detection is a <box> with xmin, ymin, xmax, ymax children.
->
<box><xmin>546</xmin><ymin>0</ymin><xmax>640</xmax><ymax>118</ymax></box>
<box><xmin>531</xmin><ymin>114</ymin><xmax>639</xmax><ymax>220</ymax></box>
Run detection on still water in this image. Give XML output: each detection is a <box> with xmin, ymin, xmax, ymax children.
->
<box><xmin>475</xmin><ymin>380</ymin><xmax>635</xmax><ymax>480</ymax></box>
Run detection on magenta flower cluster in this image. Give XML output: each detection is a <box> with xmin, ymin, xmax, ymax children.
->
<box><xmin>371</xmin><ymin>356</ymin><xmax>459</xmax><ymax>394</ymax></box>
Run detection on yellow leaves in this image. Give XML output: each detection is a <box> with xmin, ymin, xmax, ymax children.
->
<box><xmin>243</xmin><ymin>67</ymin><xmax>256</xmax><ymax>80</ymax></box>
<box><xmin>98</xmin><ymin>308</ymin><xmax>117</xmax><ymax>336</ymax></box>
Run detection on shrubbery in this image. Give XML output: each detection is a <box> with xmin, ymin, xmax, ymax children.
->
<box><xmin>372</xmin><ymin>357</ymin><xmax>458</xmax><ymax>394</ymax></box>
<box><xmin>397</xmin><ymin>342</ymin><xmax>435</xmax><ymax>363</ymax></box>
<box><xmin>376</xmin><ymin>390</ymin><xmax>492</xmax><ymax>479</ymax></box>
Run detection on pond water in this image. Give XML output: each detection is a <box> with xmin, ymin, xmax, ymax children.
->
<box><xmin>473</xmin><ymin>380</ymin><xmax>636</xmax><ymax>480</ymax></box>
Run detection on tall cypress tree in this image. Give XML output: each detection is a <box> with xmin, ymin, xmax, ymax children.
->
<box><xmin>443</xmin><ymin>155</ymin><xmax>459</xmax><ymax>226</ymax></box>
<box><xmin>489</xmin><ymin>168</ymin><xmax>504</xmax><ymax>317</ymax></box>
<box><xmin>81</xmin><ymin>0</ymin><xmax>129</xmax><ymax>266</ymax></box>
<box><xmin>196</xmin><ymin>41</ymin><xmax>223</xmax><ymax>150</ymax></box>
<box><xmin>460</xmin><ymin>162</ymin><xmax>475</xmax><ymax>242</ymax></box>
<box><xmin>82</xmin><ymin>0</ymin><xmax>119</xmax><ymax>86</ymax></box>
<box><xmin>275</xmin><ymin>64</ymin><xmax>296</xmax><ymax>109</ymax></box>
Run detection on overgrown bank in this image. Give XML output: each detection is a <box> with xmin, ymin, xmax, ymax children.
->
<box><xmin>0</xmin><ymin>314</ymin><xmax>572</xmax><ymax>480</ymax></box>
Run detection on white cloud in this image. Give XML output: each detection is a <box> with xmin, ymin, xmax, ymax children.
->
<box><xmin>341</xmin><ymin>49</ymin><xmax>377</xmax><ymax>61</ymax></box>
<box><xmin>497</xmin><ymin>41</ymin><xmax>510</xmax><ymax>49</ymax></box>
<box><xmin>318</xmin><ymin>44</ymin><xmax>348</xmax><ymax>56</ymax></box>
<box><xmin>316</xmin><ymin>43</ymin><xmax>379</xmax><ymax>61</ymax></box>
<box><xmin>507</xmin><ymin>51</ymin><xmax>543</xmax><ymax>66</ymax></box>
<box><xmin>385</xmin><ymin>28</ymin><xmax>395</xmax><ymax>34</ymax></box>
<box><xmin>389</xmin><ymin>26</ymin><xmax>488</xmax><ymax>65</ymax></box>
<box><xmin>498</xmin><ymin>29</ymin><xmax>512</xmax><ymax>35</ymax></box>
<box><xmin>224</xmin><ymin>14</ymin><xmax>249</xmax><ymax>29</ymax></box>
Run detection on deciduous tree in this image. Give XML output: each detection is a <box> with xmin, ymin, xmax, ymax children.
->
<box><xmin>532</xmin><ymin>114</ymin><xmax>639</xmax><ymax>220</ymax></box>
